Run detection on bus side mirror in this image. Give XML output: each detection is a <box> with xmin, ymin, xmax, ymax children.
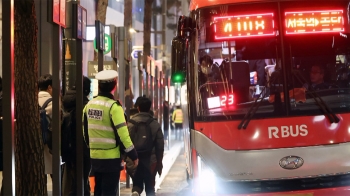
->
<box><xmin>171</xmin><ymin>16</ymin><xmax>194</xmax><ymax>84</ymax></box>
<box><xmin>171</xmin><ymin>36</ymin><xmax>186</xmax><ymax>84</ymax></box>
<box><xmin>176</xmin><ymin>15</ymin><xmax>194</xmax><ymax>39</ymax></box>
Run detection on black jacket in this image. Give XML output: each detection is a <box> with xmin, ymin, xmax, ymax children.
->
<box><xmin>62</xmin><ymin>89</ymin><xmax>89</xmax><ymax>111</ymax></box>
<box><xmin>125</xmin><ymin>112</ymin><xmax>164</xmax><ymax>175</ymax></box>
<box><xmin>62</xmin><ymin>89</ymin><xmax>90</xmax><ymax>161</ymax></box>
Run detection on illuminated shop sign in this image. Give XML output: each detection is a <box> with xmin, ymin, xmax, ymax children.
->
<box><xmin>285</xmin><ymin>10</ymin><xmax>344</xmax><ymax>34</ymax></box>
<box><xmin>213</xmin><ymin>13</ymin><xmax>275</xmax><ymax>40</ymax></box>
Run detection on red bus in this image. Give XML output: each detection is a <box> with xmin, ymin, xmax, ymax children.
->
<box><xmin>171</xmin><ymin>0</ymin><xmax>350</xmax><ymax>195</ymax></box>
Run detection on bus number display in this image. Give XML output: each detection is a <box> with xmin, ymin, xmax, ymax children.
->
<box><xmin>285</xmin><ymin>10</ymin><xmax>344</xmax><ymax>34</ymax></box>
<box><xmin>213</xmin><ymin>13</ymin><xmax>275</xmax><ymax>40</ymax></box>
<box><xmin>207</xmin><ymin>94</ymin><xmax>234</xmax><ymax>109</ymax></box>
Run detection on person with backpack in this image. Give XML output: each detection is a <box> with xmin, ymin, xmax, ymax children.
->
<box><xmin>62</xmin><ymin>76</ymin><xmax>92</xmax><ymax>195</ymax></box>
<box><xmin>126</xmin><ymin>97</ymin><xmax>164</xmax><ymax>196</ymax></box>
<box><xmin>130</xmin><ymin>96</ymin><xmax>143</xmax><ymax>118</ymax></box>
<box><xmin>38</xmin><ymin>74</ymin><xmax>54</xmax><ymax>176</ymax></box>
<box><xmin>83</xmin><ymin>70</ymin><xmax>139</xmax><ymax>196</ymax></box>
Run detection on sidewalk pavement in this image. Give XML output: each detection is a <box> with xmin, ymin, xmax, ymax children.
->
<box><xmin>119</xmin><ymin>139</ymin><xmax>183</xmax><ymax>196</ymax></box>
<box><xmin>45</xmin><ymin>138</ymin><xmax>183</xmax><ymax>196</ymax></box>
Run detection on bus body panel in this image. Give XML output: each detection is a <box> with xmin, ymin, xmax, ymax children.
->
<box><xmin>189</xmin><ymin>0</ymin><xmax>321</xmax><ymax>11</ymax></box>
<box><xmin>191</xmin><ymin>129</ymin><xmax>350</xmax><ymax>181</ymax></box>
<box><xmin>180</xmin><ymin>0</ymin><xmax>350</xmax><ymax>194</ymax></box>
<box><xmin>193</xmin><ymin>114</ymin><xmax>350</xmax><ymax>150</ymax></box>
<box><xmin>225</xmin><ymin>186</ymin><xmax>350</xmax><ymax>196</ymax></box>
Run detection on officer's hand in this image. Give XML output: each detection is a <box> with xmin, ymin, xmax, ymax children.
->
<box><xmin>133</xmin><ymin>159</ymin><xmax>139</xmax><ymax>168</ymax></box>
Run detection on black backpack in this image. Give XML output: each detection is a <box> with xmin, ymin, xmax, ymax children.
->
<box><xmin>128</xmin><ymin>118</ymin><xmax>154</xmax><ymax>156</ymax></box>
<box><xmin>39</xmin><ymin>98</ymin><xmax>53</xmax><ymax>150</ymax></box>
<box><xmin>61</xmin><ymin>109</ymin><xmax>75</xmax><ymax>162</ymax></box>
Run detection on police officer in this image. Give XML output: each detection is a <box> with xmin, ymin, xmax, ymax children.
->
<box><xmin>172</xmin><ymin>105</ymin><xmax>183</xmax><ymax>140</ymax></box>
<box><xmin>83</xmin><ymin>70</ymin><xmax>139</xmax><ymax>196</ymax></box>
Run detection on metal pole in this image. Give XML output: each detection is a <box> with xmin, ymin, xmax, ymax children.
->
<box><xmin>125</xmin><ymin>65</ymin><xmax>131</xmax><ymax>113</ymax></box>
<box><xmin>2</xmin><ymin>0</ymin><xmax>15</xmax><ymax>194</ymax></box>
<box><xmin>150</xmin><ymin>72</ymin><xmax>154</xmax><ymax>111</ymax></box>
<box><xmin>75</xmin><ymin>29</ymin><xmax>84</xmax><ymax>196</ymax></box>
<box><xmin>161</xmin><ymin>0</ymin><xmax>167</xmax><ymax>129</ymax></box>
<box><xmin>162</xmin><ymin>0</ymin><xmax>166</xmax><ymax>65</ymax></box>
<box><xmin>159</xmin><ymin>71</ymin><xmax>163</xmax><ymax>131</ymax></box>
<box><xmin>52</xmin><ymin>24</ymin><xmax>62</xmax><ymax>196</ymax></box>
<box><xmin>168</xmin><ymin>78</ymin><xmax>171</xmax><ymax>149</ymax></box>
<box><xmin>118</xmin><ymin>27</ymin><xmax>126</xmax><ymax>105</ymax></box>
<box><xmin>138</xmin><ymin>52</ymin><xmax>142</xmax><ymax>96</ymax></box>
<box><xmin>145</xmin><ymin>73</ymin><xmax>149</xmax><ymax>98</ymax></box>
<box><xmin>98</xmin><ymin>50</ymin><xmax>104</xmax><ymax>71</ymax></box>
<box><xmin>117</xmin><ymin>26</ymin><xmax>126</xmax><ymax>196</ymax></box>
<box><xmin>96</xmin><ymin>20</ymin><xmax>104</xmax><ymax>72</ymax></box>
<box><xmin>125</xmin><ymin>41</ymin><xmax>131</xmax><ymax>190</ymax></box>
<box><xmin>67</xmin><ymin>2</ymin><xmax>85</xmax><ymax>195</ymax></box>
<box><xmin>154</xmin><ymin>67</ymin><xmax>159</xmax><ymax>119</ymax></box>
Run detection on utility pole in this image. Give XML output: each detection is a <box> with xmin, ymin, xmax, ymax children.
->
<box><xmin>118</xmin><ymin>27</ymin><xmax>126</xmax><ymax>107</ymax></box>
<box><xmin>124</xmin><ymin>2</ymin><xmax>133</xmax><ymax>187</ymax></box>
<box><xmin>72</xmin><ymin>3</ymin><xmax>85</xmax><ymax>195</ymax></box>
<box><xmin>160</xmin><ymin>0</ymin><xmax>167</xmax><ymax>135</ymax></box>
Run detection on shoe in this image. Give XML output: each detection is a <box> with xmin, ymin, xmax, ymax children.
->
<box><xmin>131</xmin><ymin>191</ymin><xmax>139</xmax><ymax>196</ymax></box>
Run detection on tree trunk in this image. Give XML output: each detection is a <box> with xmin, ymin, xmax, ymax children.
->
<box><xmin>94</xmin><ymin>0</ymin><xmax>109</xmax><ymax>61</ymax></box>
<box><xmin>14</xmin><ymin>0</ymin><xmax>47</xmax><ymax>195</ymax></box>
<box><xmin>143</xmin><ymin>0</ymin><xmax>154</xmax><ymax>71</ymax></box>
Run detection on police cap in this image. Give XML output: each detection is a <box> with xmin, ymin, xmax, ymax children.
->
<box><xmin>95</xmin><ymin>70</ymin><xmax>118</xmax><ymax>83</ymax></box>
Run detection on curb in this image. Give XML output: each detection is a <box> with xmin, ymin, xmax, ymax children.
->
<box><xmin>155</xmin><ymin>142</ymin><xmax>183</xmax><ymax>191</ymax></box>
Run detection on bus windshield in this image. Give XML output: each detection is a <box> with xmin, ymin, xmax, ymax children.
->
<box><xmin>195</xmin><ymin>0</ymin><xmax>350</xmax><ymax>119</ymax></box>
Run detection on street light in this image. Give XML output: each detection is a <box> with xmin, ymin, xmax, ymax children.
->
<box><xmin>129</xmin><ymin>28</ymin><xmax>138</xmax><ymax>33</ymax></box>
<box><xmin>129</xmin><ymin>28</ymin><xmax>163</xmax><ymax>34</ymax></box>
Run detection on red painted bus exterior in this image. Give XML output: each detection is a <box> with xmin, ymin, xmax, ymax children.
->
<box><xmin>173</xmin><ymin>0</ymin><xmax>350</xmax><ymax>195</ymax></box>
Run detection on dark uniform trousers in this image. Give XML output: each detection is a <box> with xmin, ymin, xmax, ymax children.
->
<box><xmin>175</xmin><ymin>123</ymin><xmax>183</xmax><ymax>140</ymax></box>
<box><xmin>94</xmin><ymin>171</ymin><xmax>120</xmax><ymax>196</ymax></box>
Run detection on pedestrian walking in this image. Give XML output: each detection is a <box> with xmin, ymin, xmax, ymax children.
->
<box><xmin>126</xmin><ymin>97</ymin><xmax>164</xmax><ymax>196</ymax></box>
<box><xmin>172</xmin><ymin>105</ymin><xmax>183</xmax><ymax>140</ymax></box>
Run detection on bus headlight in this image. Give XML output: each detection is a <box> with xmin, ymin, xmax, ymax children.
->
<box><xmin>197</xmin><ymin>156</ymin><xmax>216</xmax><ymax>194</ymax></box>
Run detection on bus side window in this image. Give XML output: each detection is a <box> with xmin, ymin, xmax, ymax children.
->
<box><xmin>336</xmin><ymin>63</ymin><xmax>350</xmax><ymax>88</ymax></box>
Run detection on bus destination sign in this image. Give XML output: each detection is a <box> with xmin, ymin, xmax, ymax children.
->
<box><xmin>213</xmin><ymin>13</ymin><xmax>275</xmax><ymax>40</ymax></box>
<box><xmin>285</xmin><ymin>10</ymin><xmax>344</xmax><ymax>34</ymax></box>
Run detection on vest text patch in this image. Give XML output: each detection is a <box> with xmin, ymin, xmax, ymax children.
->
<box><xmin>88</xmin><ymin>109</ymin><xmax>103</xmax><ymax>120</ymax></box>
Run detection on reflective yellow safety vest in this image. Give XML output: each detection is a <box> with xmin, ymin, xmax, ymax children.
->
<box><xmin>172</xmin><ymin>108</ymin><xmax>183</xmax><ymax>123</ymax></box>
<box><xmin>83</xmin><ymin>96</ymin><xmax>134</xmax><ymax>159</ymax></box>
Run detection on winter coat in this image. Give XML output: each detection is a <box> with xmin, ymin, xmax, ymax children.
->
<box><xmin>62</xmin><ymin>89</ymin><xmax>90</xmax><ymax>162</ymax></box>
<box><xmin>38</xmin><ymin>91</ymin><xmax>54</xmax><ymax>174</ymax></box>
<box><xmin>125</xmin><ymin>112</ymin><xmax>164</xmax><ymax>176</ymax></box>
